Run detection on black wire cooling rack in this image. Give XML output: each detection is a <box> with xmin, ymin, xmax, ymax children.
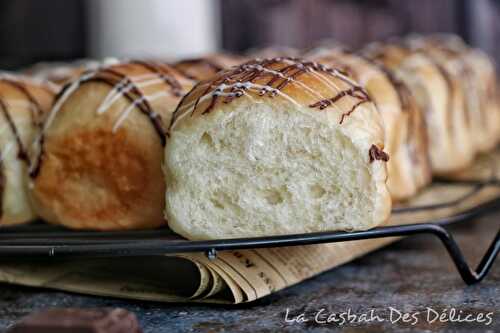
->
<box><xmin>1</xmin><ymin>179</ymin><xmax>499</xmax><ymax>286</ymax></box>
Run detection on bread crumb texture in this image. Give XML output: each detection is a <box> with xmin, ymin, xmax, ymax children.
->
<box><xmin>165</xmin><ymin>101</ymin><xmax>384</xmax><ymax>239</ymax></box>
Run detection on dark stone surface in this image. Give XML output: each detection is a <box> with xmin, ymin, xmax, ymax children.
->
<box><xmin>0</xmin><ymin>215</ymin><xmax>498</xmax><ymax>333</ymax></box>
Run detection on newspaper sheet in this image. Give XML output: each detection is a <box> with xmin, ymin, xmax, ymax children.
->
<box><xmin>1</xmin><ymin>152</ymin><xmax>499</xmax><ymax>304</ymax></box>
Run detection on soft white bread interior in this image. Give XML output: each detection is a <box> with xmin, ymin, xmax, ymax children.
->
<box><xmin>0</xmin><ymin>73</ymin><xmax>57</xmax><ymax>226</ymax></box>
<box><xmin>29</xmin><ymin>61</ymin><xmax>194</xmax><ymax>230</ymax></box>
<box><xmin>164</xmin><ymin>57</ymin><xmax>391</xmax><ymax>240</ymax></box>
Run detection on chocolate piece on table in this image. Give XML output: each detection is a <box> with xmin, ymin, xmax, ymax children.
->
<box><xmin>7</xmin><ymin>308</ymin><xmax>142</xmax><ymax>333</ymax></box>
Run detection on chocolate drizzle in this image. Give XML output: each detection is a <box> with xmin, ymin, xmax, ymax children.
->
<box><xmin>307</xmin><ymin>54</ymin><xmax>351</xmax><ymax>77</ymax></box>
<box><xmin>171</xmin><ymin>57</ymin><xmax>370</xmax><ymax>128</ymax></box>
<box><xmin>360</xmin><ymin>51</ymin><xmax>431</xmax><ymax>174</ymax></box>
<box><xmin>0</xmin><ymin>77</ymin><xmax>47</xmax><ymax>168</ymax></box>
<box><xmin>309</xmin><ymin>86</ymin><xmax>370</xmax><ymax>123</ymax></box>
<box><xmin>358</xmin><ymin>52</ymin><xmax>411</xmax><ymax>110</ymax></box>
<box><xmin>0</xmin><ymin>97</ymin><xmax>30</xmax><ymax>163</ymax></box>
<box><xmin>0</xmin><ymin>75</ymin><xmax>55</xmax><ymax>181</ymax></box>
<box><xmin>369</xmin><ymin>144</ymin><xmax>389</xmax><ymax>163</ymax></box>
<box><xmin>0</xmin><ymin>77</ymin><xmax>43</xmax><ymax>219</ymax></box>
<box><xmin>29</xmin><ymin>133</ymin><xmax>44</xmax><ymax>178</ymax></box>
<box><xmin>308</xmin><ymin>87</ymin><xmax>362</xmax><ymax>109</ymax></box>
<box><xmin>130</xmin><ymin>60</ymin><xmax>187</xmax><ymax>97</ymax></box>
<box><xmin>1</xmin><ymin>78</ymin><xmax>44</xmax><ymax>125</ymax></box>
<box><xmin>97</xmin><ymin>67</ymin><xmax>167</xmax><ymax>145</ymax></box>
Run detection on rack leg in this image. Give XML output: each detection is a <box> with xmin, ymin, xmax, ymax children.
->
<box><xmin>429</xmin><ymin>226</ymin><xmax>499</xmax><ymax>285</ymax></box>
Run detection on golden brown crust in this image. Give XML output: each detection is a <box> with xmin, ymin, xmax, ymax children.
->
<box><xmin>29</xmin><ymin>61</ymin><xmax>194</xmax><ymax>230</ymax></box>
<box><xmin>171</xmin><ymin>57</ymin><xmax>373</xmax><ymax>132</ymax></box>
<box><xmin>33</xmin><ymin>125</ymin><xmax>164</xmax><ymax>229</ymax></box>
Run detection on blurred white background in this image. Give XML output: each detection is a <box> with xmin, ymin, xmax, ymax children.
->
<box><xmin>87</xmin><ymin>0</ymin><xmax>220</xmax><ymax>60</ymax></box>
<box><xmin>1</xmin><ymin>0</ymin><xmax>499</xmax><ymax>69</ymax></box>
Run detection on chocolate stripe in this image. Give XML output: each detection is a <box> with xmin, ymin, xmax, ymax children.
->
<box><xmin>174</xmin><ymin>57</ymin><xmax>367</xmax><ymax>124</ymax></box>
<box><xmin>340</xmin><ymin>99</ymin><xmax>368</xmax><ymax>124</ymax></box>
<box><xmin>130</xmin><ymin>60</ymin><xmax>186</xmax><ymax>97</ymax></box>
<box><xmin>309</xmin><ymin>86</ymin><xmax>367</xmax><ymax>110</ymax></box>
<box><xmin>1</xmin><ymin>78</ymin><xmax>43</xmax><ymax>126</ymax></box>
<box><xmin>360</xmin><ymin>53</ymin><xmax>430</xmax><ymax>171</ymax></box>
<box><xmin>91</xmin><ymin>68</ymin><xmax>168</xmax><ymax>146</ymax></box>
<box><xmin>0</xmin><ymin>97</ymin><xmax>29</xmax><ymax>164</ymax></box>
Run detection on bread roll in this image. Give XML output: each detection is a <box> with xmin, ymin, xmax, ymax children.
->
<box><xmin>174</xmin><ymin>54</ymin><xmax>247</xmax><ymax>81</ymax></box>
<box><xmin>307</xmin><ymin>48</ymin><xmax>431</xmax><ymax>200</ymax></box>
<box><xmin>0</xmin><ymin>73</ymin><xmax>57</xmax><ymax>226</ymax></box>
<box><xmin>29</xmin><ymin>61</ymin><xmax>194</xmax><ymax>230</ymax></box>
<box><xmin>415</xmin><ymin>34</ymin><xmax>500</xmax><ymax>151</ymax></box>
<box><xmin>164</xmin><ymin>57</ymin><xmax>391</xmax><ymax>240</ymax></box>
<box><xmin>363</xmin><ymin>42</ymin><xmax>475</xmax><ymax>174</ymax></box>
<box><xmin>407</xmin><ymin>35</ymin><xmax>498</xmax><ymax>156</ymax></box>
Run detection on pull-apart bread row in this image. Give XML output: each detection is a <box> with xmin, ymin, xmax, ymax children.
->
<box><xmin>2</xmin><ymin>34</ymin><xmax>497</xmax><ymax>240</ymax></box>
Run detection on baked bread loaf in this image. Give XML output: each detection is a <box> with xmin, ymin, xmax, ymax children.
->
<box><xmin>164</xmin><ymin>57</ymin><xmax>391</xmax><ymax>240</ymax></box>
<box><xmin>0</xmin><ymin>73</ymin><xmax>57</xmax><ymax>226</ymax></box>
<box><xmin>174</xmin><ymin>54</ymin><xmax>247</xmax><ymax>81</ymax></box>
<box><xmin>363</xmin><ymin>42</ymin><xmax>475</xmax><ymax>174</ymax></box>
<box><xmin>307</xmin><ymin>48</ymin><xmax>431</xmax><ymax>200</ymax></box>
<box><xmin>408</xmin><ymin>34</ymin><xmax>500</xmax><ymax>152</ymax></box>
<box><xmin>29</xmin><ymin>61</ymin><xmax>194</xmax><ymax>230</ymax></box>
